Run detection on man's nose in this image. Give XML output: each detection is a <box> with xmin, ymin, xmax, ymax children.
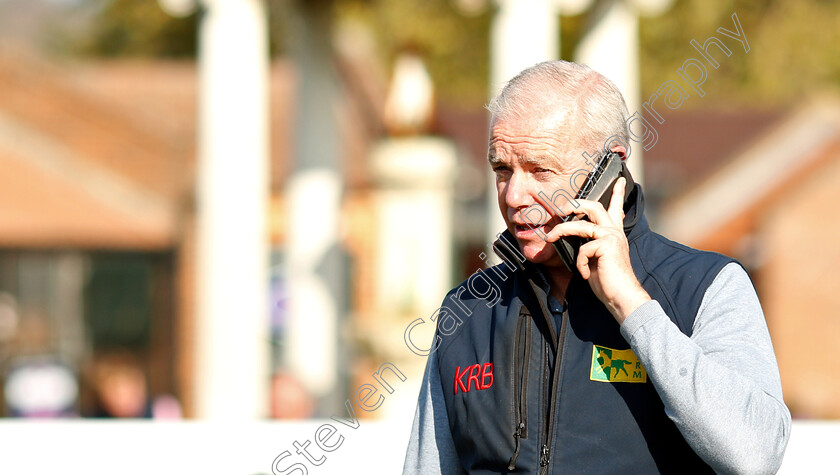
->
<box><xmin>504</xmin><ymin>172</ymin><xmax>534</xmax><ymax>209</ymax></box>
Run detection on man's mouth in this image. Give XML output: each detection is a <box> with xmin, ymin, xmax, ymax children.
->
<box><xmin>514</xmin><ymin>222</ymin><xmax>547</xmax><ymax>234</ymax></box>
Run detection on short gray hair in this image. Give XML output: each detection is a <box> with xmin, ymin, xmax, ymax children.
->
<box><xmin>487</xmin><ymin>60</ymin><xmax>630</xmax><ymax>152</ymax></box>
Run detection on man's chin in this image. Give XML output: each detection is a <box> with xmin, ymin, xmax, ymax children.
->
<box><xmin>516</xmin><ymin>240</ymin><xmax>569</xmax><ymax>274</ymax></box>
<box><xmin>519</xmin><ymin>241</ymin><xmax>557</xmax><ymax>265</ymax></box>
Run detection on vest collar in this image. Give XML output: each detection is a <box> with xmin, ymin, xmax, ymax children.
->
<box><xmin>624</xmin><ymin>183</ymin><xmax>649</xmax><ymax>243</ymax></box>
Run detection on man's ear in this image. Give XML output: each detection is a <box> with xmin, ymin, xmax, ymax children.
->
<box><xmin>609</xmin><ymin>144</ymin><xmax>627</xmax><ymax>160</ymax></box>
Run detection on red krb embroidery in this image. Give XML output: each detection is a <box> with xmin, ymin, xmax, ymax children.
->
<box><xmin>454</xmin><ymin>363</ymin><xmax>494</xmax><ymax>394</ymax></box>
<box><xmin>454</xmin><ymin>366</ymin><xmax>469</xmax><ymax>394</ymax></box>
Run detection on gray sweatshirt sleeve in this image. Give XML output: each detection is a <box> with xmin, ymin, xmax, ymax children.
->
<box><xmin>403</xmin><ymin>347</ymin><xmax>465</xmax><ymax>475</ymax></box>
<box><xmin>620</xmin><ymin>262</ymin><xmax>791</xmax><ymax>474</ymax></box>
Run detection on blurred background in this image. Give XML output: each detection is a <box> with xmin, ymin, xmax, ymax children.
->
<box><xmin>0</xmin><ymin>0</ymin><xmax>837</xmax><ymax>472</ymax></box>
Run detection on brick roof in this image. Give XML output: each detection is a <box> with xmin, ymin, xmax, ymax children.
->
<box><xmin>0</xmin><ymin>48</ymin><xmax>184</xmax><ymax>249</ymax></box>
<box><xmin>657</xmin><ymin>96</ymin><xmax>840</xmax><ymax>253</ymax></box>
<box><xmin>0</xmin><ymin>47</ymin><xmax>385</xmax><ymax>248</ymax></box>
<box><xmin>642</xmin><ymin>108</ymin><xmax>788</xmax><ymax>203</ymax></box>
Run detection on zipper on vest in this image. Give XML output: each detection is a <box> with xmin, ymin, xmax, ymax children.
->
<box><xmin>538</xmin><ymin>339</ymin><xmax>550</xmax><ymax>473</ymax></box>
<box><xmin>508</xmin><ymin>308</ymin><xmax>531</xmax><ymax>470</ymax></box>
<box><xmin>508</xmin><ymin>421</ymin><xmax>525</xmax><ymax>471</ymax></box>
<box><xmin>539</xmin><ymin>445</ymin><xmax>550</xmax><ymax>469</ymax></box>
<box><xmin>521</xmin><ymin>315</ymin><xmax>531</xmax><ymax>436</ymax></box>
<box><xmin>539</xmin><ymin>307</ymin><xmax>569</xmax><ymax>474</ymax></box>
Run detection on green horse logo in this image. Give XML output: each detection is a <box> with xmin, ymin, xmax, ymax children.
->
<box><xmin>590</xmin><ymin>345</ymin><xmax>647</xmax><ymax>383</ymax></box>
<box><xmin>595</xmin><ymin>348</ymin><xmax>632</xmax><ymax>380</ymax></box>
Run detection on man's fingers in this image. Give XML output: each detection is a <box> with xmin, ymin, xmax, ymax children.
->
<box><xmin>544</xmin><ymin>220</ymin><xmax>600</xmax><ymax>243</ymax></box>
<box><xmin>608</xmin><ymin>177</ymin><xmax>626</xmax><ymax>224</ymax></box>
<box><xmin>576</xmin><ymin>240</ymin><xmax>601</xmax><ymax>280</ymax></box>
<box><xmin>540</xmin><ymin>178</ymin><xmax>623</xmax><ymax>226</ymax></box>
<box><xmin>551</xmin><ymin>198</ymin><xmax>611</xmax><ymax>225</ymax></box>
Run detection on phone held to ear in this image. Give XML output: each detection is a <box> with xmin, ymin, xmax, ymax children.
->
<box><xmin>553</xmin><ymin>152</ymin><xmax>634</xmax><ymax>274</ymax></box>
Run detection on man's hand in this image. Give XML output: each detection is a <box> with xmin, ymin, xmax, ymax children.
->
<box><xmin>543</xmin><ymin>177</ymin><xmax>651</xmax><ymax>324</ymax></box>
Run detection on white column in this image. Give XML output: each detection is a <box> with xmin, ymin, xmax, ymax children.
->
<box><xmin>490</xmin><ymin>0</ymin><xmax>560</xmax><ymax>95</ymax></box>
<box><xmin>285</xmin><ymin>171</ymin><xmax>341</xmax><ymax>399</ymax></box>
<box><xmin>487</xmin><ymin>0</ymin><xmax>561</xmax><ymax>250</ymax></box>
<box><xmin>370</xmin><ymin>137</ymin><xmax>456</xmax><ymax>422</ymax></box>
<box><xmin>283</xmin><ymin>0</ymin><xmax>344</xmax><ymax>405</ymax></box>
<box><xmin>371</xmin><ymin>139</ymin><xmax>456</xmax><ymax>318</ymax></box>
<box><xmin>575</xmin><ymin>0</ymin><xmax>642</xmax><ymax>182</ymax></box>
<box><xmin>575</xmin><ymin>0</ymin><xmax>673</xmax><ymax>184</ymax></box>
<box><xmin>194</xmin><ymin>0</ymin><xmax>270</xmax><ymax>419</ymax></box>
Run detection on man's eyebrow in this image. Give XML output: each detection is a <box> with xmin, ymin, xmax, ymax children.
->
<box><xmin>487</xmin><ymin>154</ymin><xmax>557</xmax><ymax>167</ymax></box>
<box><xmin>487</xmin><ymin>148</ymin><xmax>504</xmax><ymax>164</ymax></box>
<box><xmin>518</xmin><ymin>155</ymin><xmax>548</xmax><ymax>165</ymax></box>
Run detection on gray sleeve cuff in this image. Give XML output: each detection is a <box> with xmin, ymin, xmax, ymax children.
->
<box><xmin>619</xmin><ymin>299</ymin><xmax>665</xmax><ymax>344</ymax></box>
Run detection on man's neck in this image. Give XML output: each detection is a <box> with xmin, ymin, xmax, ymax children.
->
<box><xmin>544</xmin><ymin>266</ymin><xmax>572</xmax><ymax>302</ymax></box>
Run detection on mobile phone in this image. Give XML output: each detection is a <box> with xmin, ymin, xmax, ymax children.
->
<box><xmin>552</xmin><ymin>152</ymin><xmax>634</xmax><ymax>274</ymax></box>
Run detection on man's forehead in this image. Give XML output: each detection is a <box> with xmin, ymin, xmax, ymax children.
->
<box><xmin>490</xmin><ymin>101</ymin><xmax>576</xmax><ymax>138</ymax></box>
<box><xmin>487</xmin><ymin>102</ymin><xmax>589</xmax><ymax>169</ymax></box>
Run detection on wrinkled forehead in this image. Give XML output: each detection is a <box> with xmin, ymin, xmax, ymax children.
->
<box><xmin>488</xmin><ymin>102</ymin><xmax>584</xmax><ymax>162</ymax></box>
<box><xmin>490</xmin><ymin>98</ymin><xmax>577</xmax><ymax>132</ymax></box>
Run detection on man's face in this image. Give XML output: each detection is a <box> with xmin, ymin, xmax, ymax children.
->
<box><xmin>489</xmin><ymin>112</ymin><xmax>590</xmax><ymax>268</ymax></box>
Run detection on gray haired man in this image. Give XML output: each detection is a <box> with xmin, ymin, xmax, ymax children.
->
<box><xmin>403</xmin><ymin>61</ymin><xmax>790</xmax><ymax>474</ymax></box>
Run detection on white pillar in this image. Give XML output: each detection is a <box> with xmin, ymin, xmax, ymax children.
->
<box><xmin>194</xmin><ymin>0</ymin><xmax>270</xmax><ymax>419</ymax></box>
<box><xmin>487</xmin><ymin>0</ymin><xmax>561</xmax><ymax>250</ymax></box>
<box><xmin>575</xmin><ymin>0</ymin><xmax>673</xmax><ymax>184</ymax></box>
<box><xmin>370</xmin><ymin>137</ymin><xmax>456</xmax><ymax>422</ymax></box>
<box><xmin>285</xmin><ymin>171</ymin><xmax>341</xmax><ymax>399</ymax></box>
<box><xmin>284</xmin><ymin>0</ymin><xmax>344</xmax><ymax>405</ymax></box>
<box><xmin>371</xmin><ymin>138</ymin><xmax>456</xmax><ymax>319</ymax></box>
<box><xmin>490</xmin><ymin>0</ymin><xmax>560</xmax><ymax>95</ymax></box>
<box><xmin>575</xmin><ymin>0</ymin><xmax>642</xmax><ymax>182</ymax></box>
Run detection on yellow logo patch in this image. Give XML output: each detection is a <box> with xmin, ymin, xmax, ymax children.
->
<box><xmin>590</xmin><ymin>345</ymin><xmax>647</xmax><ymax>383</ymax></box>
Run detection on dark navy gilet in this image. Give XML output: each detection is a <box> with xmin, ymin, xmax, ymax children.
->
<box><xmin>433</xmin><ymin>185</ymin><xmax>734</xmax><ymax>474</ymax></box>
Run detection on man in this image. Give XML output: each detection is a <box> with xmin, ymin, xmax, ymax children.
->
<box><xmin>403</xmin><ymin>61</ymin><xmax>790</xmax><ymax>473</ymax></box>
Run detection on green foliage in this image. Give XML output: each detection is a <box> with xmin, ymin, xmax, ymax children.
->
<box><xmin>71</xmin><ymin>0</ymin><xmax>490</xmax><ymax>107</ymax></box>
<box><xmin>639</xmin><ymin>0</ymin><xmax>840</xmax><ymax>108</ymax></box>
<box><xmin>69</xmin><ymin>0</ymin><xmax>840</xmax><ymax>108</ymax></box>
<box><xmin>560</xmin><ymin>12</ymin><xmax>586</xmax><ymax>62</ymax></box>
<box><xmin>335</xmin><ymin>0</ymin><xmax>492</xmax><ymax>109</ymax></box>
<box><xmin>76</xmin><ymin>0</ymin><xmax>198</xmax><ymax>58</ymax></box>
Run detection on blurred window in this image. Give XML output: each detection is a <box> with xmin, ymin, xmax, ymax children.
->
<box><xmin>85</xmin><ymin>255</ymin><xmax>152</xmax><ymax>348</ymax></box>
<box><xmin>0</xmin><ymin>251</ymin><xmax>175</xmax><ymax>418</ymax></box>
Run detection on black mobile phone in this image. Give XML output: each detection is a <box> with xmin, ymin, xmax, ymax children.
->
<box><xmin>553</xmin><ymin>152</ymin><xmax>634</xmax><ymax>274</ymax></box>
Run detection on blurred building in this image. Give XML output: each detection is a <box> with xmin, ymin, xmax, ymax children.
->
<box><xmin>0</xmin><ymin>48</ymin><xmax>290</xmax><ymax>416</ymax></box>
<box><xmin>651</xmin><ymin>97</ymin><xmax>840</xmax><ymax>419</ymax></box>
<box><xmin>0</xmin><ymin>44</ymin><xmax>485</xmax><ymax>418</ymax></box>
<box><xmin>3</xmin><ymin>35</ymin><xmax>836</xmax><ymax>422</ymax></box>
<box><xmin>0</xmin><ymin>48</ymin><xmax>186</xmax><ymax>415</ymax></box>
